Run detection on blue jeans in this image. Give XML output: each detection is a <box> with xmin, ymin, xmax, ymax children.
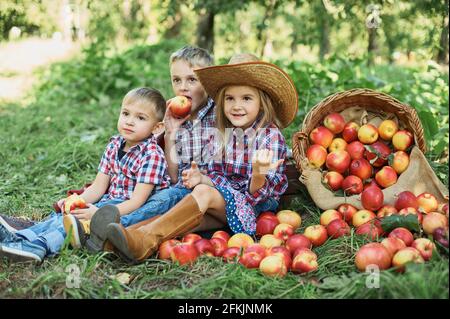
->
<box><xmin>16</xmin><ymin>186</ymin><xmax>192</xmax><ymax>256</ymax></box>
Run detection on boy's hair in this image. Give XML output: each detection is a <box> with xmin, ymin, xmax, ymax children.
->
<box><xmin>123</xmin><ymin>87</ymin><xmax>166</xmax><ymax>121</ymax></box>
<box><xmin>170</xmin><ymin>45</ymin><xmax>214</xmax><ymax>68</ymax></box>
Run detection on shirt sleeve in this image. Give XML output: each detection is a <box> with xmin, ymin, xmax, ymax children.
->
<box><xmin>245</xmin><ymin>128</ymin><xmax>288</xmax><ymax>206</ymax></box>
<box><xmin>97</xmin><ymin>137</ymin><xmax>117</xmax><ymax>176</ymax></box>
<box><xmin>136</xmin><ymin>148</ymin><xmax>168</xmax><ymax>185</ymax></box>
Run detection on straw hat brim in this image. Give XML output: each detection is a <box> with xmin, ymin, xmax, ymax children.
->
<box><xmin>194</xmin><ymin>61</ymin><xmax>298</xmax><ymax>128</ymax></box>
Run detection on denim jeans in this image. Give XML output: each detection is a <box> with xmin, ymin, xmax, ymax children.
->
<box><xmin>254</xmin><ymin>198</ymin><xmax>279</xmax><ymax>215</ymax></box>
<box><xmin>16</xmin><ymin>186</ymin><xmax>192</xmax><ymax>256</ymax></box>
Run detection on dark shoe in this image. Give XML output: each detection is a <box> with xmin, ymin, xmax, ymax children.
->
<box><xmin>85</xmin><ymin>205</ymin><xmax>120</xmax><ymax>253</ymax></box>
<box><xmin>0</xmin><ymin>214</ymin><xmax>36</xmax><ymax>232</ymax></box>
<box><xmin>63</xmin><ymin>214</ymin><xmax>89</xmax><ymax>249</ymax></box>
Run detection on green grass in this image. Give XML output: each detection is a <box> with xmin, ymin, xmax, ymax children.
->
<box><xmin>0</xmin><ymin>42</ymin><xmax>448</xmax><ymax>299</ymax></box>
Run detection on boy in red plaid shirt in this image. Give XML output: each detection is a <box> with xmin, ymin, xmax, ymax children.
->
<box><xmin>104</xmin><ymin>54</ymin><xmax>299</xmax><ymax>263</ymax></box>
<box><xmin>0</xmin><ymin>87</ymin><xmax>170</xmax><ymax>262</ymax></box>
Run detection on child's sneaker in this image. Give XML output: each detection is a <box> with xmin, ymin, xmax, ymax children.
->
<box><xmin>85</xmin><ymin>205</ymin><xmax>120</xmax><ymax>253</ymax></box>
<box><xmin>0</xmin><ymin>238</ymin><xmax>46</xmax><ymax>263</ymax></box>
<box><xmin>0</xmin><ymin>214</ymin><xmax>36</xmax><ymax>233</ymax></box>
<box><xmin>0</xmin><ymin>223</ymin><xmax>19</xmax><ymax>242</ymax></box>
<box><xmin>63</xmin><ymin>214</ymin><xmax>90</xmax><ymax>249</ymax></box>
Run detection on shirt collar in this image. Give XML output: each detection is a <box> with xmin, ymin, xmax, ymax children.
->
<box><xmin>118</xmin><ymin>134</ymin><xmax>156</xmax><ymax>152</ymax></box>
<box><xmin>196</xmin><ymin>97</ymin><xmax>215</xmax><ymax>121</ymax></box>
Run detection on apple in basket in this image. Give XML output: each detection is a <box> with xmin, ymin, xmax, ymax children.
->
<box><xmin>342</xmin><ymin>122</ymin><xmax>360</xmax><ymax>143</ymax></box>
<box><xmin>168</xmin><ymin>96</ymin><xmax>192</xmax><ymax>118</ymax></box>
<box><xmin>378</xmin><ymin>120</ymin><xmax>398</xmax><ymax>141</ymax></box>
<box><xmin>323</xmin><ymin>112</ymin><xmax>346</xmax><ymax>134</ymax></box>
<box><xmin>392</xmin><ymin>130</ymin><xmax>414</xmax><ymax>151</ymax></box>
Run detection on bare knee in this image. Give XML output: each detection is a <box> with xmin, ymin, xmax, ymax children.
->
<box><xmin>191</xmin><ymin>184</ymin><xmax>215</xmax><ymax>209</ymax></box>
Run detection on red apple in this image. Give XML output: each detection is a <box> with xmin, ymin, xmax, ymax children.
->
<box><xmin>355</xmin><ymin>222</ymin><xmax>384</xmax><ymax>241</ymax></box>
<box><xmin>337</xmin><ymin>203</ymin><xmax>358</xmax><ymax>223</ymax></box>
<box><xmin>239</xmin><ymin>252</ymin><xmax>264</xmax><ymax>269</ymax></box>
<box><xmin>422</xmin><ymin>212</ymin><xmax>448</xmax><ymax>235</ymax></box>
<box><xmin>324</xmin><ymin>112</ymin><xmax>346</xmax><ymax>134</ymax></box>
<box><xmin>355</xmin><ymin>243</ymin><xmax>392</xmax><ymax>271</ymax></box>
<box><xmin>273</xmin><ymin>223</ymin><xmax>295</xmax><ymax>241</ymax></box>
<box><xmin>259</xmin><ymin>255</ymin><xmax>287</xmax><ymax>277</ymax></box>
<box><xmin>416</xmin><ymin>192</ymin><xmax>439</xmax><ymax>214</ymax></box>
<box><xmin>346</xmin><ymin>141</ymin><xmax>365</xmax><ymax>160</ymax></box>
<box><xmin>352</xmin><ymin>210</ymin><xmax>376</xmax><ymax>228</ymax></box>
<box><xmin>211</xmin><ymin>230</ymin><xmax>230</xmax><ymax>243</ymax></box>
<box><xmin>361</xmin><ymin>185</ymin><xmax>384</xmax><ymax>211</ymax></box>
<box><xmin>395</xmin><ymin>191</ymin><xmax>418</xmax><ymax>211</ymax></box>
<box><xmin>433</xmin><ymin>227</ymin><xmax>449</xmax><ymax>248</ymax></box>
<box><xmin>210</xmin><ymin>237</ymin><xmax>228</xmax><ymax>257</ymax></box>
<box><xmin>326</xmin><ymin>150</ymin><xmax>351</xmax><ymax>174</ymax></box>
<box><xmin>350</xmin><ymin>158</ymin><xmax>373</xmax><ymax>181</ymax></box>
<box><xmin>228</xmin><ymin>233</ymin><xmax>254</xmax><ymax>248</ymax></box>
<box><xmin>377</xmin><ymin>205</ymin><xmax>398</xmax><ymax>218</ymax></box>
<box><xmin>326</xmin><ymin>219</ymin><xmax>350</xmax><ymax>239</ymax></box>
<box><xmin>170</xmin><ymin>243</ymin><xmax>199</xmax><ymax>265</ymax></box>
<box><xmin>222</xmin><ymin>247</ymin><xmax>242</xmax><ymax>263</ymax></box>
<box><xmin>411</xmin><ymin>238</ymin><xmax>435</xmax><ymax>261</ymax></box>
<box><xmin>276</xmin><ymin>210</ymin><xmax>302</xmax><ymax>230</ymax></box>
<box><xmin>244</xmin><ymin>244</ymin><xmax>267</xmax><ymax>258</ymax></box>
<box><xmin>320</xmin><ymin>209</ymin><xmax>343</xmax><ymax>227</ymax></box>
<box><xmin>375</xmin><ymin>166</ymin><xmax>398</xmax><ymax>188</ymax></box>
<box><xmin>323</xmin><ymin>171</ymin><xmax>344</xmax><ymax>191</ymax></box>
<box><xmin>256</xmin><ymin>215</ymin><xmax>279</xmax><ymax>237</ymax></box>
<box><xmin>381</xmin><ymin>237</ymin><xmax>406</xmax><ymax>257</ymax></box>
<box><xmin>285</xmin><ymin>234</ymin><xmax>312</xmax><ymax>255</ymax></box>
<box><xmin>392</xmin><ymin>151</ymin><xmax>410</xmax><ymax>174</ymax></box>
<box><xmin>257</xmin><ymin>211</ymin><xmax>278</xmax><ymax>221</ymax></box>
<box><xmin>363</xmin><ymin>180</ymin><xmax>379</xmax><ymax>191</ymax></box>
<box><xmin>266</xmin><ymin>246</ymin><xmax>292</xmax><ymax>269</ymax></box>
<box><xmin>342</xmin><ymin>122</ymin><xmax>360</xmax><ymax>143</ymax></box>
<box><xmin>182</xmin><ymin>233</ymin><xmax>202</xmax><ymax>245</ymax></box>
<box><xmin>158</xmin><ymin>239</ymin><xmax>181</xmax><ymax>260</ymax></box>
<box><xmin>310</xmin><ymin>126</ymin><xmax>334</xmax><ymax>148</ymax></box>
<box><xmin>168</xmin><ymin>96</ymin><xmax>192</xmax><ymax>118</ymax></box>
<box><xmin>388</xmin><ymin>227</ymin><xmax>414</xmax><ymax>246</ymax></box>
<box><xmin>342</xmin><ymin>175</ymin><xmax>363</xmax><ymax>195</ymax></box>
<box><xmin>306</xmin><ymin>144</ymin><xmax>328</xmax><ymax>169</ymax></box>
<box><xmin>193</xmin><ymin>238</ymin><xmax>215</xmax><ymax>256</ymax></box>
<box><xmin>364</xmin><ymin>141</ymin><xmax>392</xmax><ymax>167</ymax></box>
<box><xmin>392</xmin><ymin>247</ymin><xmax>424</xmax><ymax>272</ymax></box>
<box><xmin>392</xmin><ymin>130</ymin><xmax>414</xmax><ymax>151</ymax></box>
<box><xmin>304</xmin><ymin>225</ymin><xmax>328</xmax><ymax>247</ymax></box>
<box><xmin>291</xmin><ymin>248</ymin><xmax>319</xmax><ymax>273</ymax></box>
<box><xmin>378</xmin><ymin>120</ymin><xmax>398</xmax><ymax>141</ymax></box>
<box><xmin>358</xmin><ymin>124</ymin><xmax>379</xmax><ymax>144</ymax></box>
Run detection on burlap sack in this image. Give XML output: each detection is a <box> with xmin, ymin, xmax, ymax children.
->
<box><xmin>299</xmin><ymin>106</ymin><xmax>449</xmax><ymax>210</ymax></box>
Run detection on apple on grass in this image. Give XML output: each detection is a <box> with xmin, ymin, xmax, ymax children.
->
<box><xmin>304</xmin><ymin>225</ymin><xmax>328</xmax><ymax>247</ymax></box>
<box><xmin>182</xmin><ymin>233</ymin><xmax>202</xmax><ymax>245</ymax></box>
<box><xmin>291</xmin><ymin>248</ymin><xmax>318</xmax><ymax>274</ymax></box>
<box><xmin>170</xmin><ymin>243</ymin><xmax>199</xmax><ymax>265</ymax></box>
<box><xmin>193</xmin><ymin>238</ymin><xmax>215</xmax><ymax>256</ymax></box>
<box><xmin>337</xmin><ymin>204</ymin><xmax>358</xmax><ymax>224</ymax></box>
<box><xmin>388</xmin><ymin>227</ymin><xmax>414</xmax><ymax>246</ymax></box>
<box><xmin>285</xmin><ymin>234</ymin><xmax>312</xmax><ymax>254</ymax></box>
<box><xmin>256</xmin><ymin>215</ymin><xmax>279</xmax><ymax>237</ymax></box>
<box><xmin>355</xmin><ymin>222</ymin><xmax>384</xmax><ymax>241</ymax></box>
<box><xmin>239</xmin><ymin>252</ymin><xmax>264</xmax><ymax>269</ymax></box>
<box><xmin>381</xmin><ymin>237</ymin><xmax>406</xmax><ymax>257</ymax></box>
<box><xmin>320</xmin><ymin>209</ymin><xmax>343</xmax><ymax>227</ymax></box>
<box><xmin>273</xmin><ymin>223</ymin><xmax>295</xmax><ymax>242</ymax></box>
<box><xmin>211</xmin><ymin>230</ymin><xmax>231</xmax><ymax>243</ymax></box>
<box><xmin>411</xmin><ymin>238</ymin><xmax>436</xmax><ymax>261</ymax></box>
<box><xmin>158</xmin><ymin>239</ymin><xmax>181</xmax><ymax>260</ymax></box>
<box><xmin>352</xmin><ymin>210</ymin><xmax>376</xmax><ymax>228</ymax></box>
<box><xmin>422</xmin><ymin>212</ymin><xmax>448</xmax><ymax>235</ymax></box>
<box><xmin>392</xmin><ymin>247</ymin><xmax>424</xmax><ymax>272</ymax></box>
<box><xmin>227</xmin><ymin>233</ymin><xmax>254</xmax><ymax>249</ymax></box>
<box><xmin>259</xmin><ymin>255</ymin><xmax>287</xmax><ymax>278</ymax></box>
<box><xmin>209</xmin><ymin>237</ymin><xmax>228</xmax><ymax>257</ymax></box>
<box><xmin>259</xmin><ymin>234</ymin><xmax>283</xmax><ymax>249</ymax></box>
<box><xmin>276</xmin><ymin>210</ymin><xmax>302</xmax><ymax>230</ymax></box>
<box><xmin>168</xmin><ymin>96</ymin><xmax>192</xmax><ymax>118</ymax></box>
<box><xmin>355</xmin><ymin>243</ymin><xmax>392</xmax><ymax>272</ymax></box>
<box><xmin>222</xmin><ymin>247</ymin><xmax>242</xmax><ymax>263</ymax></box>
<box><xmin>326</xmin><ymin>219</ymin><xmax>350</xmax><ymax>239</ymax></box>
<box><xmin>244</xmin><ymin>244</ymin><xmax>267</xmax><ymax>258</ymax></box>
<box><xmin>266</xmin><ymin>246</ymin><xmax>292</xmax><ymax>269</ymax></box>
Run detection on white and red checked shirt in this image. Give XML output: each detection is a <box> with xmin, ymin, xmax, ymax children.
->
<box><xmin>207</xmin><ymin>121</ymin><xmax>288</xmax><ymax>233</ymax></box>
<box><xmin>98</xmin><ymin>135</ymin><xmax>170</xmax><ymax>200</ymax></box>
<box><xmin>174</xmin><ymin>98</ymin><xmax>216</xmax><ymax>186</ymax></box>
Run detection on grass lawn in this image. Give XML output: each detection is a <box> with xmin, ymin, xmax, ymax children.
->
<box><xmin>0</xmin><ymin>42</ymin><xmax>448</xmax><ymax>299</ymax></box>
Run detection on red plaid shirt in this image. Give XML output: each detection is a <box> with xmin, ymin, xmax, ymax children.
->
<box><xmin>207</xmin><ymin>122</ymin><xmax>288</xmax><ymax>206</ymax></box>
<box><xmin>174</xmin><ymin>98</ymin><xmax>216</xmax><ymax>186</ymax></box>
<box><xmin>98</xmin><ymin>135</ymin><xmax>170</xmax><ymax>200</ymax></box>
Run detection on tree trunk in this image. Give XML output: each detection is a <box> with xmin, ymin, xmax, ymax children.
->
<box><xmin>437</xmin><ymin>0</ymin><xmax>449</xmax><ymax>64</ymax></box>
<box><xmin>257</xmin><ymin>0</ymin><xmax>277</xmax><ymax>58</ymax></box>
<box><xmin>291</xmin><ymin>31</ymin><xmax>298</xmax><ymax>56</ymax></box>
<box><xmin>196</xmin><ymin>10</ymin><xmax>215</xmax><ymax>54</ymax></box>
<box><xmin>164</xmin><ymin>1</ymin><xmax>183</xmax><ymax>39</ymax></box>
<box><xmin>367</xmin><ymin>27</ymin><xmax>378</xmax><ymax>66</ymax></box>
<box><xmin>319</xmin><ymin>16</ymin><xmax>330</xmax><ymax>61</ymax></box>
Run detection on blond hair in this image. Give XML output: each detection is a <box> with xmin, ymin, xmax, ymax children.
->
<box><xmin>170</xmin><ymin>45</ymin><xmax>214</xmax><ymax>68</ymax></box>
<box><xmin>123</xmin><ymin>87</ymin><xmax>166</xmax><ymax>121</ymax></box>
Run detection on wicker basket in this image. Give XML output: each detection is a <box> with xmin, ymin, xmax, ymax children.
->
<box><xmin>292</xmin><ymin>88</ymin><xmax>426</xmax><ymax>174</ymax></box>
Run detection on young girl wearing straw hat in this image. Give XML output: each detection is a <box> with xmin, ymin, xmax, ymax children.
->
<box><xmin>104</xmin><ymin>54</ymin><xmax>299</xmax><ymax>263</ymax></box>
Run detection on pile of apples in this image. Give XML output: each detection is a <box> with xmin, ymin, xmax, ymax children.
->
<box><xmin>317</xmin><ymin>189</ymin><xmax>448</xmax><ymax>273</ymax></box>
<box><xmin>306</xmin><ymin>112</ymin><xmax>414</xmax><ymax>194</ymax></box>
<box><xmin>157</xmin><ymin>210</ymin><xmax>321</xmax><ymax>278</ymax></box>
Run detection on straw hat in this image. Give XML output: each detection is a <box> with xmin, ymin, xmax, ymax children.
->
<box><xmin>194</xmin><ymin>56</ymin><xmax>299</xmax><ymax>128</ymax></box>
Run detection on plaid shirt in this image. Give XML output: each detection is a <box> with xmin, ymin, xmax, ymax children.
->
<box><xmin>174</xmin><ymin>98</ymin><xmax>216</xmax><ymax>186</ymax></box>
<box><xmin>98</xmin><ymin>135</ymin><xmax>170</xmax><ymax>201</ymax></box>
<box><xmin>207</xmin><ymin>122</ymin><xmax>288</xmax><ymax>207</ymax></box>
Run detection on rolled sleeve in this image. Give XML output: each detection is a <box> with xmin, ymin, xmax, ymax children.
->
<box><xmin>137</xmin><ymin>152</ymin><xmax>167</xmax><ymax>185</ymax></box>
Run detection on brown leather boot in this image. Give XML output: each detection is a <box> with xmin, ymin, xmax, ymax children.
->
<box><xmin>106</xmin><ymin>194</ymin><xmax>203</xmax><ymax>263</ymax></box>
